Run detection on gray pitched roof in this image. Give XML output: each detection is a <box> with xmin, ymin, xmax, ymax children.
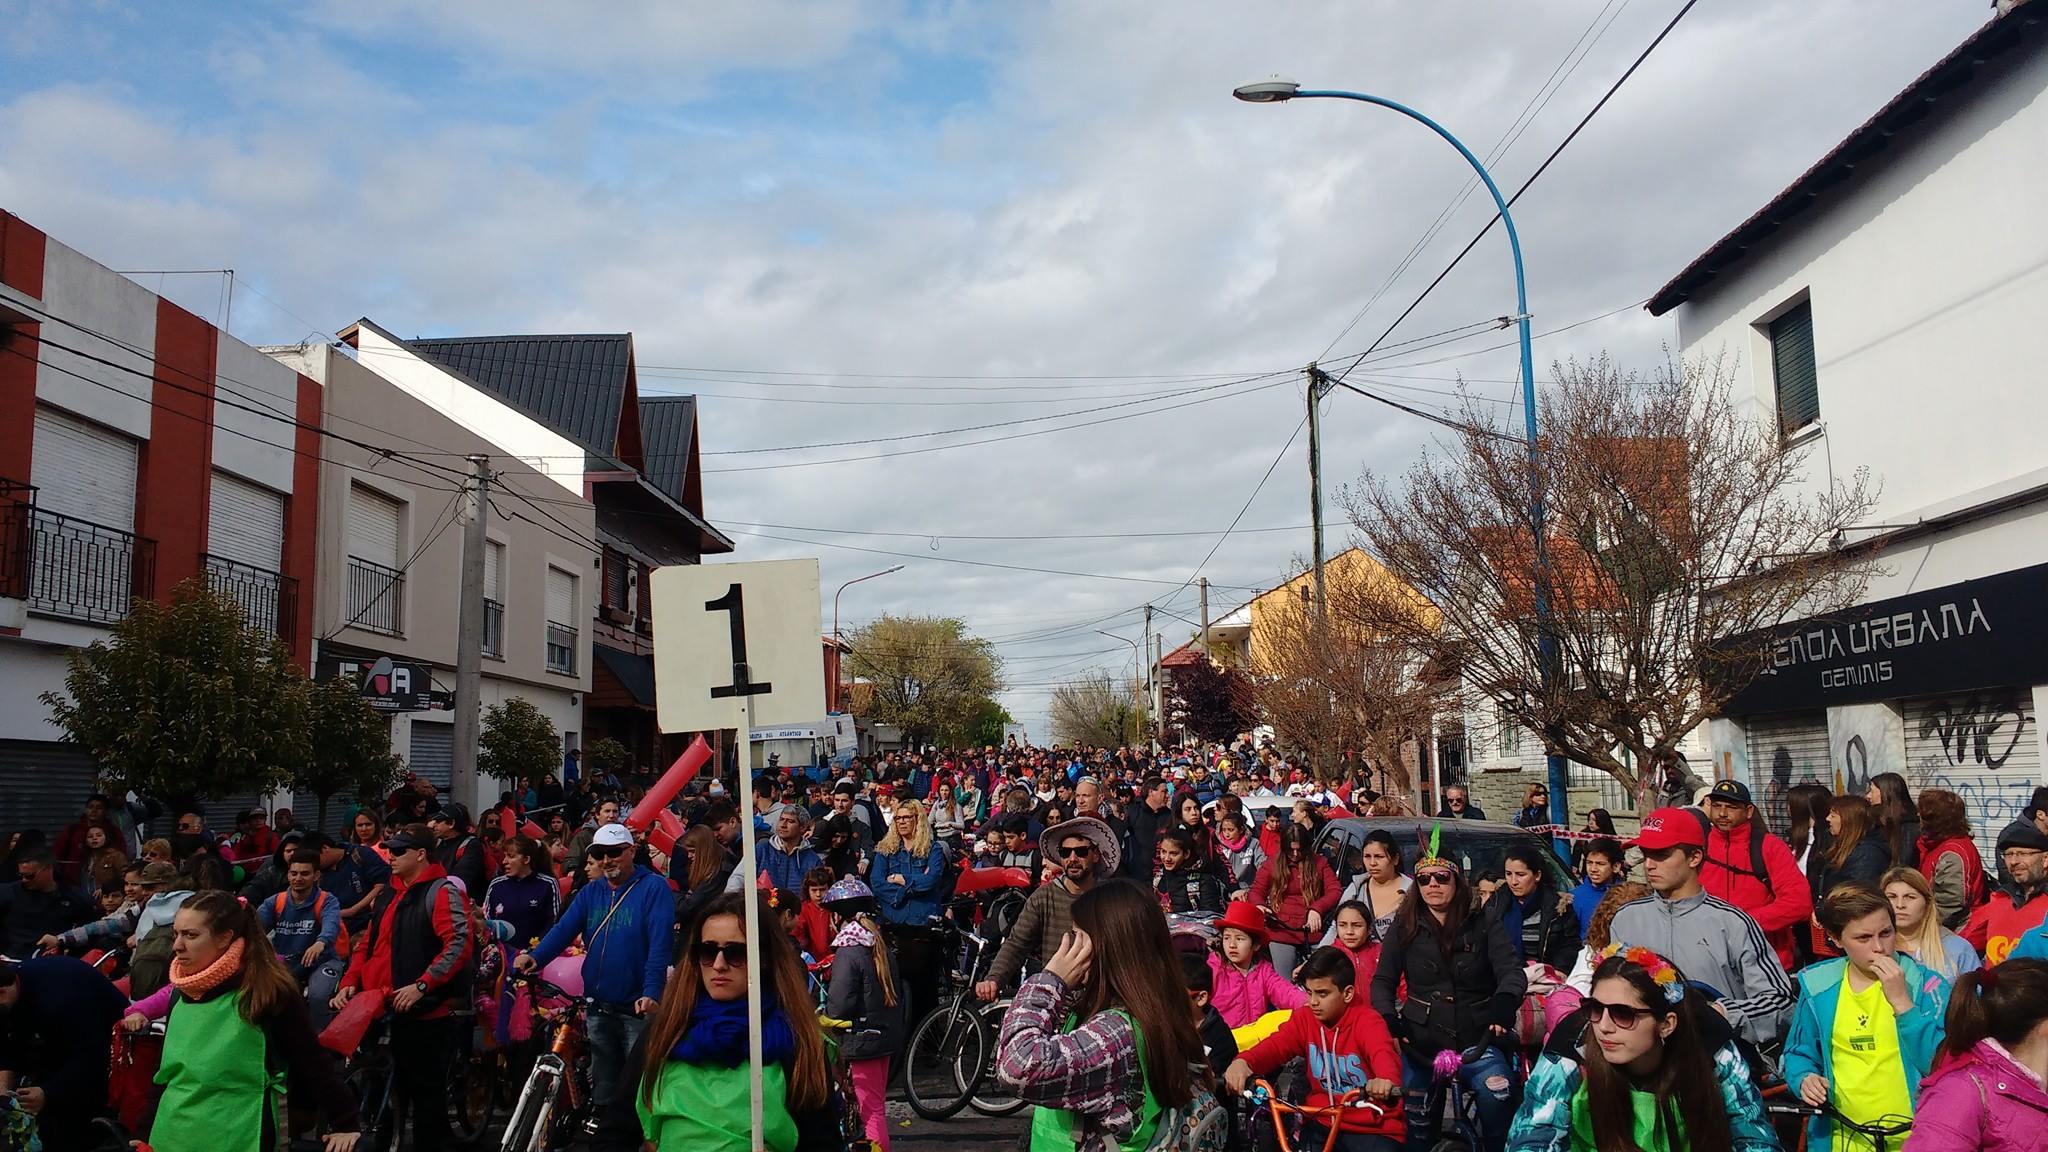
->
<box><xmin>637</xmin><ymin>394</ymin><xmax>696</xmax><ymax>506</ymax></box>
<box><xmin>407</xmin><ymin>334</ymin><xmax>632</xmax><ymax>457</ymax></box>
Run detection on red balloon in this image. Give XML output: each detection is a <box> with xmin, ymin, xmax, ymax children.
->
<box><xmin>626</xmin><ymin>736</ymin><xmax>712</xmax><ymax>830</ymax></box>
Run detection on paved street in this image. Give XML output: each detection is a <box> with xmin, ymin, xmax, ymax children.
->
<box><xmin>886</xmin><ymin>1101</ymin><xmax>1029</xmax><ymax>1152</ymax></box>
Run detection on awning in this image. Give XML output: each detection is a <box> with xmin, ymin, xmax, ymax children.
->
<box><xmin>593</xmin><ymin>643</ymin><xmax>656</xmax><ymax>707</ymax></box>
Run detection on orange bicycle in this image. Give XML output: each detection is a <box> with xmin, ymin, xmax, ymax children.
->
<box><xmin>1243</xmin><ymin>1077</ymin><xmax>1395</xmax><ymax>1152</ymax></box>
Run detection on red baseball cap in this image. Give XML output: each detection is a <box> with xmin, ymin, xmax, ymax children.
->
<box><xmin>1629</xmin><ymin>807</ymin><xmax>1706</xmax><ymax>852</ymax></box>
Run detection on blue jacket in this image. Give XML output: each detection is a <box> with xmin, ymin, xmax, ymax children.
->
<box><xmin>1568</xmin><ymin>878</ymin><xmax>1615</xmax><ymax>942</ymax></box>
<box><xmin>870</xmin><ymin>845</ymin><xmax>947</xmax><ymax>926</ymax></box>
<box><xmin>530</xmin><ymin>866</ymin><xmax>675</xmax><ymax>1005</ymax></box>
<box><xmin>1507</xmin><ymin>1038</ymin><xmax>1778</xmax><ymax>1151</ymax></box>
<box><xmin>2010</xmin><ymin>919</ymin><xmax>2048</xmax><ymax>961</ymax></box>
<box><xmin>1781</xmin><ymin>954</ymin><xmax>1949</xmax><ymax>1150</ymax></box>
<box><xmin>257</xmin><ymin>887</ymin><xmax>342</xmax><ymax>974</ymax></box>
<box><xmin>758</xmin><ymin>837</ymin><xmax>822</xmax><ymax>894</ymax></box>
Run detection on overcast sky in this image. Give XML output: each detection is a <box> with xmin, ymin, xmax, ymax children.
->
<box><xmin>0</xmin><ymin>1</ymin><xmax>1990</xmax><ymax>736</ymax></box>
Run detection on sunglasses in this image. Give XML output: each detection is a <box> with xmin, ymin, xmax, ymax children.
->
<box><xmin>1058</xmin><ymin>843</ymin><xmax>1096</xmax><ymax>859</ymax></box>
<box><xmin>587</xmin><ymin>845</ymin><xmax>629</xmax><ymax>861</ymax></box>
<box><xmin>1416</xmin><ymin>872</ymin><xmax>1456</xmax><ymax>887</ymax></box>
<box><xmin>693</xmin><ymin>941</ymin><xmax>748</xmax><ymax>968</ymax></box>
<box><xmin>1584</xmin><ymin>998</ymin><xmax>1661</xmax><ymax>1029</ymax></box>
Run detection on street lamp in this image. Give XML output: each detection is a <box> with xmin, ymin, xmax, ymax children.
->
<box><xmin>833</xmin><ymin>565</ymin><xmax>905</xmax><ymax>642</ymax></box>
<box><xmin>1096</xmin><ymin>630</ymin><xmax>1149</xmax><ymax>742</ymax></box>
<box><xmin>1234</xmin><ymin>76</ymin><xmax>1568</xmax><ymax>835</ymax></box>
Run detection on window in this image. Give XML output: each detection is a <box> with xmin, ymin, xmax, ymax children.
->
<box><xmin>482</xmin><ymin>539</ymin><xmax>506</xmax><ymax>658</ymax></box>
<box><xmin>206</xmin><ymin>471</ymin><xmax>291</xmax><ymax>639</ymax></box>
<box><xmin>602</xmin><ymin>548</ymin><xmax>629</xmax><ymax>614</ymax></box>
<box><xmin>345</xmin><ymin>484</ymin><xmax>405</xmax><ymax>635</ymax></box>
<box><xmin>1494</xmin><ymin>701</ymin><xmax>1521</xmax><ymax>759</ymax></box>
<box><xmin>1769</xmin><ymin>300</ymin><xmax>1819</xmax><ymax>436</ymax></box>
<box><xmin>545</xmin><ymin>565</ymin><xmax>578</xmax><ymax>674</ymax></box>
<box><xmin>29</xmin><ymin>405</ymin><xmax>150</xmax><ymax>623</ymax></box>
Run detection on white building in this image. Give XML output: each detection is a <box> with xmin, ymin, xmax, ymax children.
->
<box><xmin>1651</xmin><ymin>3</ymin><xmax>2048</xmax><ymax>863</ymax></box>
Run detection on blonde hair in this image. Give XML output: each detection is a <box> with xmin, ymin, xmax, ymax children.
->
<box><xmin>1881</xmin><ymin>867</ymin><xmax>1956</xmax><ymax>978</ymax></box>
<box><xmin>876</xmin><ymin>799</ymin><xmax>933</xmax><ymax>858</ymax></box>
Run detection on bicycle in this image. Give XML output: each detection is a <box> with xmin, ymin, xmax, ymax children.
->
<box><xmin>498</xmin><ymin>975</ymin><xmax>593</xmax><ymax>1152</ymax></box>
<box><xmin>341</xmin><ymin>1017</ymin><xmax>405</xmax><ymax>1152</ymax></box>
<box><xmin>902</xmin><ymin>916</ymin><xmax>1002</xmax><ymax>1119</ymax></box>
<box><xmin>1243</xmin><ymin>1078</ymin><xmax>1391</xmax><ymax>1152</ymax></box>
<box><xmin>1412</xmin><ymin>1041</ymin><xmax>1511</xmax><ymax>1152</ymax></box>
<box><xmin>1760</xmin><ymin>1082</ymin><xmax>1915</xmax><ymax>1151</ymax></box>
<box><xmin>446</xmin><ymin>1009</ymin><xmax>498</xmax><ymax>1148</ymax></box>
<box><xmin>809</xmin><ymin>956</ymin><xmax>873</xmax><ymax>1152</ymax></box>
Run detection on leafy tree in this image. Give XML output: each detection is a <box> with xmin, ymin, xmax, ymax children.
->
<box><xmin>1049</xmin><ymin>673</ymin><xmax>1142</xmax><ymax>747</ymax></box>
<box><xmin>296</xmin><ymin>676</ymin><xmax>403</xmax><ymax>830</ymax></box>
<box><xmin>43</xmin><ymin>577</ymin><xmax>311</xmax><ymax>810</ymax></box>
<box><xmin>844</xmin><ymin>615</ymin><xmax>1003</xmax><ymax>746</ymax></box>
<box><xmin>584</xmin><ymin>736</ymin><xmax>633</xmax><ymax>779</ymax></box>
<box><xmin>1164</xmin><ymin>654</ymin><xmax>1251</xmax><ymax>744</ymax></box>
<box><xmin>968</xmin><ymin>700</ymin><xmax>1015</xmax><ymax>748</ymax></box>
<box><xmin>478</xmin><ymin>697</ymin><xmax>560</xmax><ymax>789</ymax></box>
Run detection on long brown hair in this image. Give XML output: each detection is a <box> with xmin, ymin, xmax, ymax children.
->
<box><xmin>1069</xmin><ymin>880</ymin><xmax>1204</xmax><ymax>1108</ymax></box>
<box><xmin>177</xmin><ymin>890</ymin><xmax>298</xmax><ymax>1025</ymax></box>
<box><xmin>1939</xmin><ymin>957</ymin><xmax>2048</xmax><ymax>1063</ymax></box>
<box><xmin>1580</xmin><ymin>951</ymin><xmax>1732</xmax><ymax>1152</ymax></box>
<box><xmin>1916</xmin><ymin>788</ymin><xmax>1970</xmax><ymax>842</ymax></box>
<box><xmin>1583</xmin><ymin>882</ymin><xmax>1649</xmax><ymax>953</ymax></box>
<box><xmin>1787</xmin><ymin>783</ymin><xmax>1833</xmax><ymax>857</ymax></box>
<box><xmin>681</xmin><ymin>825</ymin><xmax>723</xmax><ymax>891</ymax></box>
<box><xmin>1868</xmin><ymin>772</ymin><xmax>1917</xmax><ymax>864</ymax></box>
<box><xmin>1393</xmin><ymin>864</ymin><xmax>1472</xmax><ymax>953</ymax></box>
<box><xmin>1824</xmin><ymin>795</ymin><xmax>1876</xmax><ymax>872</ymax></box>
<box><xmin>1267</xmin><ymin>824</ymin><xmax>1324</xmax><ymax>906</ymax></box>
<box><xmin>638</xmin><ymin>892</ymin><xmax>826</xmax><ymax>1112</ymax></box>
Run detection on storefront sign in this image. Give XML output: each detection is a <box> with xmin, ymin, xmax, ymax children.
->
<box><xmin>1722</xmin><ymin>561</ymin><xmax>2048</xmax><ymax>713</ymax></box>
<box><xmin>316</xmin><ymin>654</ymin><xmax>437</xmax><ymax>713</ymax></box>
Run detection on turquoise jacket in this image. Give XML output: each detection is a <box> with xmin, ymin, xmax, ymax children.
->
<box><xmin>1505</xmin><ymin>1039</ymin><xmax>1777</xmax><ymax>1151</ymax></box>
<box><xmin>1780</xmin><ymin>954</ymin><xmax>1949</xmax><ymax>1150</ymax></box>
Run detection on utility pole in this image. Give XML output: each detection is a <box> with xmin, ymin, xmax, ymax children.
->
<box><xmin>1306</xmin><ymin>364</ymin><xmax>1329</xmax><ymax>618</ymax></box>
<box><xmin>1141</xmin><ymin>604</ymin><xmax>1154</xmax><ymax>744</ymax></box>
<box><xmin>1152</xmin><ymin>634</ymin><xmax>1164</xmax><ymax>745</ymax></box>
<box><xmin>451</xmin><ymin>454</ymin><xmax>491</xmax><ymax>808</ymax></box>
<box><xmin>1198</xmin><ymin>577</ymin><xmax>1211</xmax><ymax>654</ymax></box>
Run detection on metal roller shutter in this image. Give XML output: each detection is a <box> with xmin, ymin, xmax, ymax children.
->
<box><xmin>208</xmin><ymin>471</ymin><xmax>285</xmax><ymax>569</ymax></box>
<box><xmin>545</xmin><ymin>566</ymin><xmax>575</xmax><ymax>624</ymax></box>
<box><xmin>1744</xmin><ymin>712</ymin><xmax>1831</xmax><ymax>838</ymax></box>
<box><xmin>32</xmin><ymin>406</ymin><xmax>138</xmax><ymax>528</ymax></box>
<box><xmin>0</xmin><ymin>739</ymin><xmax>103</xmax><ymax>841</ymax></box>
<box><xmin>347</xmin><ymin>485</ymin><xmax>402</xmax><ymax>569</ymax></box>
<box><xmin>484</xmin><ymin>539</ymin><xmax>504</xmax><ymax>601</ymax></box>
<box><xmin>409</xmin><ymin>721</ymin><xmax>454</xmax><ymax>800</ymax></box>
<box><xmin>1903</xmin><ymin>691</ymin><xmax>2040</xmax><ymax>872</ymax></box>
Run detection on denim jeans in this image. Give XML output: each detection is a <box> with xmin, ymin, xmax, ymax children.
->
<box><xmin>1400</xmin><ymin>1045</ymin><xmax>1515</xmax><ymax>1152</ymax></box>
<box><xmin>586</xmin><ymin>1007</ymin><xmax>648</xmax><ymax>1108</ymax></box>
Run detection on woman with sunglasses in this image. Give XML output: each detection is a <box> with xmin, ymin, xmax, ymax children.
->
<box><xmin>1514</xmin><ymin>785</ymin><xmax>1552</xmax><ymax>831</ymax></box>
<box><xmin>1250</xmin><ymin>823</ymin><xmax>1339</xmax><ymax>975</ymax></box>
<box><xmin>871</xmin><ymin>799</ymin><xmax>947</xmax><ymax>1026</ymax></box>
<box><xmin>1370</xmin><ymin>838</ymin><xmax>1524</xmax><ymax>1151</ymax></box>
<box><xmin>1506</xmin><ymin>946</ymin><xmax>1776</xmax><ymax>1151</ymax></box>
<box><xmin>593</xmin><ymin>891</ymin><xmax>837</xmax><ymax>1152</ymax></box>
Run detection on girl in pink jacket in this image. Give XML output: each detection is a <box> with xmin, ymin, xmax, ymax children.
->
<box><xmin>1206</xmin><ymin>900</ymin><xmax>1306</xmax><ymax>1029</ymax></box>
<box><xmin>1905</xmin><ymin>959</ymin><xmax>2048</xmax><ymax>1152</ymax></box>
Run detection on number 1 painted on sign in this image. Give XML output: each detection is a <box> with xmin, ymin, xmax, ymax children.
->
<box><xmin>705</xmin><ymin>583</ymin><xmax>774</xmax><ymax>698</ymax></box>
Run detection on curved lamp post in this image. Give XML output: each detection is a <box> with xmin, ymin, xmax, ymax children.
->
<box><xmin>1234</xmin><ymin>78</ymin><xmax>1567</xmax><ymax>835</ymax></box>
<box><xmin>833</xmin><ymin>564</ymin><xmax>905</xmax><ymax>642</ymax></box>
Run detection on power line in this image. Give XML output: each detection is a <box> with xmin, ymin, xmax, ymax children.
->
<box><xmin>320</xmin><ymin>485</ymin><xmax>468</xmax><ymax>642</ymax></box>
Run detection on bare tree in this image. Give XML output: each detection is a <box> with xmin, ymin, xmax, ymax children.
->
<box><xmin>1340</xmin><ymin>353</ymin><xmax>1878</xmax><ymax>796</ymax></box>
<box><xmin>1050</xmin><ymin>673</ymin><xmax>1143</xmax><ymax>748</ymax></box>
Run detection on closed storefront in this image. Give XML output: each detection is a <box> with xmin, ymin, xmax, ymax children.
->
<box><xmin>0</xmin><ymin>740</ymin><xmax>102</xmax><ymax>841</ymax></box>
<box><xmin>408</xmin><ymin>720</ymin><xmax>454</xmax><ymax>799</ymax></box>
<box><xmin>1903</xmin><ymin>691</ymin><xmax>2039</xmax><ymax>868</ymax></box>
<box><xmin>1744</xmin><ymin>712</ymin><xmax>1831</xmax><ymax>838</ymax></box>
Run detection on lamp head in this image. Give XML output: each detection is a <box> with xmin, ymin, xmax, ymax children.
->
<box><xmin>1233</xmin><ymin>78</ymin><xmax>1301</xmax><ymax>103</ymax></box>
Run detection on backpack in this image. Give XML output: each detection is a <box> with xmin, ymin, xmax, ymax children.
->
<box><xmin>1691</xmin><ymin>809</ymin><xmax>1774</xmax><ymax>899</ymax></box>
<box><xmin>128</xmin><ymin>921</ymin><xmax>177</xmax><ymax>1000</ymax></box>
<box><xmin>270</xmin><ymin>889</ymin><xmax>350</xmax><ymax>960</ymax></box>
<box><xmin>1148</xmin><ymin>1070</ymin><xmax>1228</xmax><ymax>1152</ymax></box>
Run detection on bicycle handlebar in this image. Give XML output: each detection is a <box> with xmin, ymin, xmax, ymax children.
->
<box><xmin>1245</xmin><ymin>1078</ymin><xmax>1390</xmax><ymax>1116</ymax></box>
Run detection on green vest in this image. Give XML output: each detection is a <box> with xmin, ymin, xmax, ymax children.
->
<box><xmin>1030</xmin><ymin>1012</ymin><xmax>1161</xmax><ymax>1152</ymax></box>
<box><xmin>637</xmin><ymin>1058</ymin><xmax>801</xmax><ymax>1152</ymax></box>
<box><xmin>1569</xmin><ymin>1079</ymin><xmax>1683</xmax><ymax>1152</ymax></box>
<box><xmin>151</xmin><ymin>990</ymin><xmax>285</xmax><ymax>1152</ymax></box>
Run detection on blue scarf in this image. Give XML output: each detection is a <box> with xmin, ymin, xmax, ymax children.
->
<box><xmin>671</xmin><ymin>992</ymin><xmax>798</xmax><ymax>1068</ymax></box>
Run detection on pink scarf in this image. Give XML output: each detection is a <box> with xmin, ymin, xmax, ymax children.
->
<box><xmin>169</xmin><ymin>936</ymin><xmax>246</xmax><ymax>999</ymax></box>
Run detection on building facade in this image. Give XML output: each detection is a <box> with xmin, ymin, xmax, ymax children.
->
<box><xmin>0</xmin><ymin>211</ymin><xmax>318</xmax><ymax>833</ymax></box>
<box><xmin>1653</xmin><ymin>5</ymin><xmax>2048</xmax><ymax>865</ymax></box>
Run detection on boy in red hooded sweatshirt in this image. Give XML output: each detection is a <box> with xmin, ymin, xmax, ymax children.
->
<box><xmin>1225</xmin><ymin>945</ymin><xmax>1404</xmax><ymax>1151</ymax></box>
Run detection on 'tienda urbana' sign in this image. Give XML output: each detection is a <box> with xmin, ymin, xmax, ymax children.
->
<box><xmin>1720</xmin><ymin>561</ymin><xmax>2048</xmax><ymax>714</ymax></box>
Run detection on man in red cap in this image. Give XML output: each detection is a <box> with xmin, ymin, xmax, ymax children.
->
<box><xmin>1698</xmin><ymin>779</ymin><xmax>1810</xmax><ymax>970</ymax></box>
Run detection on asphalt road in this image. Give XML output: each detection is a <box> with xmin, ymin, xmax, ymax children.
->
<box><xmin>884</xmin><ymin>1099</ymin><xmax>1031</xmax><ymax>1152</ymax></box>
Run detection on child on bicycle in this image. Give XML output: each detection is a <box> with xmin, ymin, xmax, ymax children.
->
<box><xmin>821</xmin><ymin>878</ymin><xmax>907</xmax><ymax>1152</ymax></box>
<box><xmin>1224</xmin><ymin>946</ymin><xmax>1404</xmax><ymax>1151</ymax></box>
<box><xmin>1327</xmin><ymin>901</ymin><xmax>1377</xmax><ymax>990</ymax></box>
<box><xmin>1209</xmin><ymin>900</ymin><xmax>1307</xmax><ymax>1029</ymax></box>
<box><xmin>1158</xmin><ymin>829</ymin><xmax>1227</xmax><ymax>915</ymax></box>
<box><xmin>1908</xmin><ymin>957</ymin><xmax>2048</xmax><ymax>1152</ymax></box>
<box><xmin>1782</xmin><ymin>884</ymin><xmax>1951</xmax><ymax>1151</ymax></box>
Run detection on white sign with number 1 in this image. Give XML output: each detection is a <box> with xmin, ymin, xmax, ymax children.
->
<box><xmin>649</xmin><ymin>558</ymin><xmax>827</xmax><ymax>734</ymax></box>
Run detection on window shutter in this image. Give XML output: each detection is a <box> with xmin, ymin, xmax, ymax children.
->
<box><xmin>1769</xmin><ymin>302</ymin><xmax>1819</xmax><ymax>434</ymax></box>
<box><xmin>32</xmin><ymin>407</ymin><xmax>139</xmax><ymax>530</ymax></box>
<box><xmin>207</xmin><ymin>471</ymin><xmax>286</xmax><ymax>570</ymax></box>
<box><xmin>546</xmin><ymin>566</ymin><xmax>575</xmax><ymax>624</ymax></box>
<box><xmin>484</xmin><ymin>540</ymin><xmax>505</xmax><ymax>601</ymax></box>
<box><xmin>346</xmin><ymin>485</ymin><xmax>403</xmax><ymax>569</ymax></box>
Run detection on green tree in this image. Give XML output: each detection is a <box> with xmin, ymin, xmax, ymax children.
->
<box><xmin>43</xmin><ymin>577</ymin><xmax>311</xmax><ymax>810</ymax></box>
<box><xmin>584</xmin><ymin>736</ymin><xmax>633</xmax><ymax>779</ymax></box>
<box><xmin>296</xmin><ymin>677</ymin><xmax>404</xmax><ymax>831</ymax></box>
<box><xmin>844</xmin><ymin>615</ymin><xmax>1003</xmax><ymax>746</ymax></box>
<box><xmin>478</xmin><ymin>697</ymin><xmax>560</xmax><ymax>789</ymax></box>
<box><xmin>968</xmin><ymin>700</ymin><xmax>1015</xmax><ymax>748</ymax></box>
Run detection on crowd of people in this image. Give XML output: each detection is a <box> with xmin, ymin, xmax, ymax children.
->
<box><xmin>0</xmin><ymin>745</ymin><xmax>2045</xmax><ymax>1152</ymax></box>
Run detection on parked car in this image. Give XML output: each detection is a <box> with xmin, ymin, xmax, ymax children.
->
<box><xmin>1313</xmin><ymin>816</ymin><xmax>1574</xmax><ymax>891</ymax></box>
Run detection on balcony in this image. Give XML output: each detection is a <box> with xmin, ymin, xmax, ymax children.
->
<box><xmin>344</xmin><ymin>556</ymin><xmax>405</xmax><ymax>636</ymax></box>
<box><xmin>546</xmin><ymin>620</ymin><xmax>577</xmax><ymax>674</ymax></box>
<box><xmin>27</xmin><ymin>506</ymin><xmax>156</xmax><ymax>625</ymax></box>
<box><xmin>482</xmin><ymin>597</ymin><xmax>504</xmax><ymax>658</ymax></box>
<box><xmin>0</xmin><ymin>480</ymin><xmax>31</xmax><ymax>601</ymax></box>
<box><xmin>204</xmin><ymin>554</ymin><xmax>299</xmax><ymax>647</ymax></box>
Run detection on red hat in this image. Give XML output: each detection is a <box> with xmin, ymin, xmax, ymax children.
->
<box><xmin>1629</xmin><ymin>807</ymin><xmax>1706</xmax><ymax>852</ymax></box>
<box><xmin>1215</xmin><ymin>900</ymin><xmax>1271</xmax><ymax>945</ymax></box>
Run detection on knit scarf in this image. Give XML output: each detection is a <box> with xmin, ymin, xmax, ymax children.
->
<box><xmin>169</xmin><ymin>936</ymin><xmax>246</xmax><ymax>998</ymax></box>
<box><xmin>1215</xmin><ymin>829</ymin><xmax>1250</xmax><ymax>854</ymax></box>
<box><xmin>672</xmin><ymin>992</ymin><xmax>798</xmax><ymax>1068</ymax></box>
<box><xmin>832</xmin><ymin>918</ymin><xmax>877</xmax><ymax>950</ymax></box>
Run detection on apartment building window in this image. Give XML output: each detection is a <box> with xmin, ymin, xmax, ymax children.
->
<box><xmin>206</xmin><ymin>470</ymin><xmax>294</xmax><ymax>642</ymax></box>
<box><xmin>1769</xmin><ymin>300</ymin><xmax>1819</xmax><ymax>437</ymax></box>
<box><xmin>28</xmin><ymin>405</ymin><xmax>152</xmax><ymax>623</ymax></box>
<box><xmin>482</xmin><ymin>538</ymin><xmax>505</xmax><ymax>658</ymax></box>
<box><xmin>345</xmin><ymin>483</ymin><xmax>405</xmax><ymax>635</ymax></box>
<box><xmin>602</xmin><ymin>547</ymin><xmax>630</xmax><ymax>620</ymax></box>
<box><xmin>545</xmin><ymin>564</ymin><xmax>578</xmax><ymax>674</ymax></box>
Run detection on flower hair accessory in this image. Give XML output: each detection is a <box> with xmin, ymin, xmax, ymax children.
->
<box><xmin>1599</xmin><ymin>943</ymin><xmax>1686</xmax><ymax>1005</ymax></box>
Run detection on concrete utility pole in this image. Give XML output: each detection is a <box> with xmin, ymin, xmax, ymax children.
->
<box><xmin>1306</xmin><ymin>364</ymin><xmax>1329</xmax><ymax>619</ymax></box>
<box><xmin>1151</xmin><ymin>633</ymin><xmax>1164</xmax><ymax>743</ymax></box>
<box><xmin>1140</xmin><ymin>604</ymin><xmax>1154</xmax><ymax>739</ymax></box>
<box><xmin>1198</xmin><ymin>577</ymin><xmax>1211</xmax><ymax>654</ymax></box>
<box><xmin>450</xmin><ymin>454</ymin><xmax>491</xmax><ymax>808</ymax></box>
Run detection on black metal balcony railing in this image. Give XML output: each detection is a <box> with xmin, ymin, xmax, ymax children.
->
<box><xmin>0</xmin><ymin>479</ymin><xmax>32</xmax><ymax>601</ymax></box>
<box><xmin>345</xmin><ymin>555</ymin><xmax>404</xmax><ymax>636</ymax></box>
<box><xmin>546</xmin><ymin>619</ymin><xmax>577</xmax><ymax>674</ymax></box>
<box><xmin>482</xmin><ymin>597</ymin><xmax>504</xmax><ymax>658</ymax></box>
<box><xmin>204</xmin><ymin>553</ymin><xmax>298</xmax><ymax>647</ymax></box>
<box><xmin>27</xmin><ymin>506</ymin><xmax>156</xmax><ymax>625</ymax></box>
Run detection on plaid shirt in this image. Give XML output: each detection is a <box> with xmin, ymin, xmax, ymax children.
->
<box><xmin>995</xmin><ymin>972</ymin><xmax>1141</xmax><ymax>1152</ymax></box>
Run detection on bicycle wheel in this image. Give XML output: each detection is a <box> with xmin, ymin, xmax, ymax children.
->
<box><xmin>501</xmin><ymin>1064</ymin><xmax>560</xmax><ymax>1152</ymax></box>
<box><xmin>903</xmin><ymin>998</ymin><xmax>989</xmax><ymax>1120</ymax></box>
<box><xmin>448</xmin><ymin>1047</ymin><xmax>498</xmax><ymax>1147</ymax></box>
<box><xmin>344</xmin><ymin>1056</ymin><xmax>402</xmax><ymax>1152</ymax></box>
<box><xmin>967</xmin><ymin>1000</ymin><xmax>1026</xmax><ymax>1116</ymax></box>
